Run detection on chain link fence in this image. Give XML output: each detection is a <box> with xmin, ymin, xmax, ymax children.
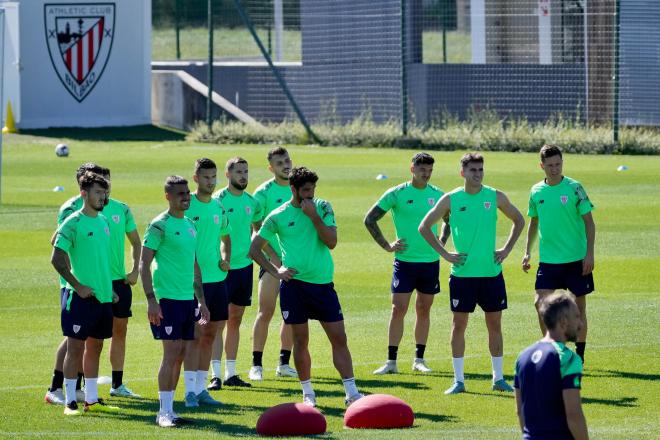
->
<box><xmin>151</xmin><ymin>0</ymin><xmax>660</xmax><ymax>139</ymax></box>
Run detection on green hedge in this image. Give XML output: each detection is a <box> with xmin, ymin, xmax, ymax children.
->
<box><xmin>190</xmin><ymin>113</ymin><xmax>660</xmax><ymax>155</ymax></box>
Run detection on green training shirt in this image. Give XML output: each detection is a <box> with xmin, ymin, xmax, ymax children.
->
<box><xmin>56</xmin><ymin>196</ymin><xmax>84</xmax><ymax>288</ymax></box>
<box><xmin>376</xmin><ymin>181</ymin><xmax>443</xmax><ymax>263</ymax></box>
<box><xmin>56</xmin><ymin>196</ymin><xmax>136</xmax><ymax>282</ymax></box>
<box><xmin>143</xmin><ymin>212</ymin><xmax>198</xmax><ymax>301</ymax></box>
<box><xmin>186</xmin><ymin>194</ymin><xmax>231</xmax><ymax>283</ymax></box>
<box><xmin>448</xmin><ymin>185</ymin><xmax>501</xmax><ymax>277</ymax></box>
<box><xmin>528</xmin><ymin>176</ymin><xmax>595</xmax><ymax>264</ymax></box>
<box><xmin>259</xmin><ymin>199</ymin><xmax>335</xmax><ymax>284</ymax></box>
<box><xmin>253</xmin><ymin>178</ymin><xmax>292</xmax><ymax>258</ymax></box>
<box><xmin>54</xmin><ymin>211</ymin><xmax>113</xmax><ymax>303</ymax></box>
<box><xmin>213</xmin><ymin>188</ymin><xmax>263</xmax><ymax>270</ymax></box>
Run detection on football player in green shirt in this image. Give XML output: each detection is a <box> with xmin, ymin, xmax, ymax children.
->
<box><xmin>250</xmin><ymin>167</ymin><xmax>363</xmax><ymax>408</ymax></box>
<box><xmin>140</xmin><ymin>176</ymin><xmax>211</xmax><ymax>428</ymax></box>
<box><xmin>180</xmin><ymin>158</ymin><xmax>230</xmax><ymax>407</ymax></box>
<box><xmin>249</xmin><ymin>147</ymin><xmax>297</xmax><ymax>381</ymax></box>
<box><xmin>365</xmin><ymin>152</ymin><xmax>449</xmax><ymax>375</ymax></box>
<box><xmin>46</xmin><ymin>163</ymin><xmax>141</xmax><ymax>403</ymax></box>
<box><xmin>46</xmin><ymin>163</ymin><xmax>107</xmax><ymax>406</ymax></box>
<box><xmin>211</xmin><ymin>158</ymin><xmax>263</xmax><ymax>387</ymax></box>
<box><xmin>419</xmin><ymin>153</ymin><xmax>525</xmax><ymax>395</ymax></box>
<box><xmin>51</xmin><ymin>172</ymin><xmax>119</xmax><ymax>415</ymax></box>
<box><xmin>522</xmin><ymin>145</ymin><xmax>596</xmax><ymax>363</ymax></box>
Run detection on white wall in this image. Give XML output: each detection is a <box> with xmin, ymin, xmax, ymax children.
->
<box><xmin>2</xmin><ymin>0</ymin><xmax>151</xmax><ymax>128</ymax></box>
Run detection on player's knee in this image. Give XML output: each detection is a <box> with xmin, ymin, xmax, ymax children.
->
<box><xmin>391</xmin><ymin>302</ymin><xmax>408</xmax><ymax>319</ymax></box>
<box><xmin>257</xmin><ymin>307</ymin><xmax>275</xmax><ymax>322</ymax></box>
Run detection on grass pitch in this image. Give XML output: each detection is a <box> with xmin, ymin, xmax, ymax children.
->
<box><xmin>0</xmin><ymin>130</ymin><xmax>658</xmax><ymax>438</ymax></box>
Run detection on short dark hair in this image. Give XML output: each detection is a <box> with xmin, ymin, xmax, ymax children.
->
<box><xmin>164</xmin><ymin>175</ymin><xmax>188</xmax><ymax>193</ymax></box>
<box><xmin>76</xmin><ymin>162</ymin><xmax>110</xmax><ymax>186</ymax></box>
<box><xmin>267</xmin><ymin>146</ymin><xmax>289</xmax><ymax>162</ymax></box>
<box><xmin>288</xmin><ymin>167</ymin><xmax>318</xmax><ymax>190</ymax></box>
<box><xmin>194</xmin><ymin>157</ymin><xmax>217</xmax><ymax>174</ymax></box>
<box><xmin>460</xmin><ymin>153</ymin><xmax>484</xmax><ymax>169</ymax></box>
<box><xmin>539</xmin><ymin>291</ymin><xmax>576</xmax><ymax>330</ymax></box>
<box><xmin>79</xmin><ymin>171</ymin><xmax>109</xmax><ymax>192</ymax></box>
<box><xmin>412</xmin><ymin>152</ymin><xmax>434</xmax><ymax>166</ymax></box>
<box><xmin>540</xmin><ymin>144</ymin><xmax>563</xmax><ymax>162</ymax></box>
<box><xmin>226</xmin><ymin>157</ymin><xmax>248</xmax><ymax>171</ymax></box>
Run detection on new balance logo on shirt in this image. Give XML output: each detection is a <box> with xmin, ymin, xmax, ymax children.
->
<box><xmin>459</xmin><ymin>206</ymin><xmax>467</xmax><ymax>211</ymax></box>
<box><xmin>87</xmin><ymin>232</ymin><xmax>94</xmax><ymax>236</ymax></box>
<box><xmin>288</xmin><ymin>222</ymin><xmax>295</xmax><ymax>227</ymax></box>
<box><xmin>406</xmin><ymin>200</ymin><xmax>414</xmax><ymax>204</ymax></box>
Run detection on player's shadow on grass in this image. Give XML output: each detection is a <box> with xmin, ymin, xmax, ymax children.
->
<box><xmin>582</xmin><ymin>396</ymin><xmax>638</xmax><ymax>408</ymax></box>
<box><xmin>584</xmin><ymin>369</ymin><xmax>660</xmax><ymax>382</ymax></box>
<box><xmin>320</xmin><ymin>405</ymin><xmax>459</xmax><ymax>425</ymax></box>
<box><xmin>299</xmin><ymin>376</ymin><xmax>433</xmax><ymax>391</ymax></box>
<box><xmin>21</xmin><ymin>125</ymin><xmax>186</xmax><ymax>141</ymax></box>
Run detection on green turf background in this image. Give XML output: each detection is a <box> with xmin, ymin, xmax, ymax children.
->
<box><xmin>0</xmin><ymin>131</ymin><xmax>658</xmax><ymax>438</ymax></box>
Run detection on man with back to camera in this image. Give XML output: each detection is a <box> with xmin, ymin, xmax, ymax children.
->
<box><xmin>514</xmin><ymin>291</ymin><xmax>589</xmax><ymax>440</ymax></box>
<box><xmin>210</xmin><ymin>158</ymin><xmax>263</xmax><ymax>387</ymax></box>
<box><xmin>180</xmin><ymin>158</ymin><xmax>230</xmax><ymax>408</ymax></box>
<box><xmin>249</xmin><ymin>147</ymin><xmax>297</xmax><ymax>381</ymax></box>
<box><xmin>45</xmin><ymin>163</ymin><xmax>141</xmax><ymax>404</ymax></box>
<box><xmin>364</xmin><ymin>152</ymin><xmax>449</xmax><ymax>375</ymax></box>
<box><xmin>140</xmin><ymin>175</ymin><xmax>211</xmax><ymax>427</ymax></box>
<box><xmin>51</xmin><ymin>172</ymin><xmax>120</xmax><ymax>415</ymax></box>
<box><xmin>249</xmin><ymin>166</ymin><xmax>363</xmax><ymax>408</ymax></box>
<box><xmin>522</xmin><ymin>144</ymin><xmax>595</xmax><ymax>363</ymax></box>
<box><xmin>419</xmin><ymin>153</ymin><xmax>525</xmax><ymax>395</ymax></box>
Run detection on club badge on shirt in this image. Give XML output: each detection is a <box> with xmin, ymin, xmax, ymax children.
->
<box><xmin>213</xmin><ymin>214</ymin><xmax>220</xmax><ymax>225</ymax></box>
<box><xmin>560</xmin><ymin>195</ymin><xmax>568</xmax><ymax>205</ymax></box>
<box><xmin>427</xmin><ymin>198</ymin><xmax>436</xmax><ymax>207</ymax></box>
<box><xmin>484</xmin><ymin>201</ymin><xmax>492</xmax><ymax>210</ymax></box>
<box><xmin>112</xmin><ymin>214</ymin><xmax>120</xmax><ymax>224</ymax></box>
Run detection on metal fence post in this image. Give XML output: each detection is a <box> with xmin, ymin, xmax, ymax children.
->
<box><xmin>207</xmin><ymin>0</ymin><xmax>214</xmax><ymax>129</ymax></box>
<box><xmin>612</xmin><ymin>0</ymin><xmax>620</xmax><ymax>144</ymax></box>
<box><xmin>401</xmin><ymin>0</ymin><xmax>408</xmax><ymax>135</ymax></box>
<box><xmin>175</xmin><ymin>0</ymin><xmax>181</xmax><ymax>60</ymax></box>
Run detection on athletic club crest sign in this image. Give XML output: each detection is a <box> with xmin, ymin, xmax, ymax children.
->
<box><xmin>45</xmin><ymin>3</ymin><xmax>115</xmax><ymax>102</ymax></box>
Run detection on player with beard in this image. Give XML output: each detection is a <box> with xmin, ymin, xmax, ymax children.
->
<box><xmin>141</xmin><ymin>176</ymin><xmax>211</xmax><ymax>427</ymax></box>
<box><xmin>249</xmin><ymin>167</ymin><xmax>363</xmax><ymax>408</ymax></box>
<box><xmin>249</xmin><ymin>147</ymin><xmax>297</xmax><ymax>381</ymax></box>
<box><xmin>45</xmin><ymin>163</ymin><xmax>141</xmax><ymax>404</ymax></box>
<box><xmin>514</xmin><ymin>292</ymin><xmax>588</xmax><ymax>440</ymax></box>
<box><xmin>52</xmin><ymin>172</ymin><xmax>119</xmax><ymax>415</ymax></box>
<box><xmin>210</xmin><ymin>158</ymin><xmax>263</xmax><ymax>388</ymax></box>
<box><xmin>180</xmin><ymin>158</ymin><xmax>230</xmax><ymax>407</ymax></box>
<box><xmin>365</xmin><ymin>152</ymin><xmax>449</xmax><ymax>375</ymax></box>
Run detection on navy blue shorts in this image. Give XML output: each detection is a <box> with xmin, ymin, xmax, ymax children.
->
<box><xmin>448</xmin><ymin>273</ymin><xmax>507</xmax><ymax>313</ymax></box>
<box><xmin>535</xmin><ymin>261</ymin><xmax>594</xmax><ymax>297</ymax></box>
<box><xmin>111</xmin><ymin>280</ymin><xmax>133</xmax><ymax>318</ymax></box>
<box><xmin>226</xmin><ymin>264</ymin><xmax>253</xmax><ymax>306</ymax></box>
<box><xmin>203</xmin><ymin>281</ymin><xmax>229</xmax><ymax>321</ymax></box>
<box><xmin>150</xmin><ymin>298</ymin><xmax>197</xmax><ymax>340</ymax></box>
<box><xmin>61</xmin><ymin>289</ymin><xmax>114</xmax><ymax>340</ymax></box>
<box><xmin>280</xmin><ymin>279</ymin><xmax>344</xmax><ymax>324</ymax></box>
<box><xmin>391</xmin><ymin>259</ymin><xmax>440</xmax><ymax>294</ymax></box>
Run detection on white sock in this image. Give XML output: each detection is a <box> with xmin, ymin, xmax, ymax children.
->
<box><xmin>452</xmin><ymin>357</ymin><xmax>465</xmax><ymax>382</ymax></box>
<box><xmin>196</xmin><ymin>370</ymin><xmax>207</xmax><ymax>394</ymax></box>
<box><xmin>342</xmin><ymin>377</ymin><xmax>359</xmax><ymax>399</ymax></box>
<box><xmin>224</xmin><ymin>360</ymin><xmax>236</xmax><ymax>379</ymax></box>
<box><xmin>84</xmin><ymin>377</ymin><xmax>98</xmax><ymax>403</ymax></box>
<box><xmin>300</xmin><ymin>379</ymin><xmax>314</xmax><ymax>396</ymax></box>
<box><xmin>183</xmin><ymin>371</ymin><xmax>196</xmax><ymax>395</ymax></box>
<box><xmin>159</xmin><ymin>390</ymin><xmax>174</xmax><ymax>413</ymax></box>
<box><xmin>64</xmin><ymin>378</ymin><xmax>77</xmax><ymax>404</ymax></box>
<box><xmin>491</xmin><ymin>356</ymin><xmax>504</xmax><ymax>382</ymax></box>
<box><xmin>211</xmin><ymin>359</ymin><xmax>221</xmax><ymax>378</ymax></box>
